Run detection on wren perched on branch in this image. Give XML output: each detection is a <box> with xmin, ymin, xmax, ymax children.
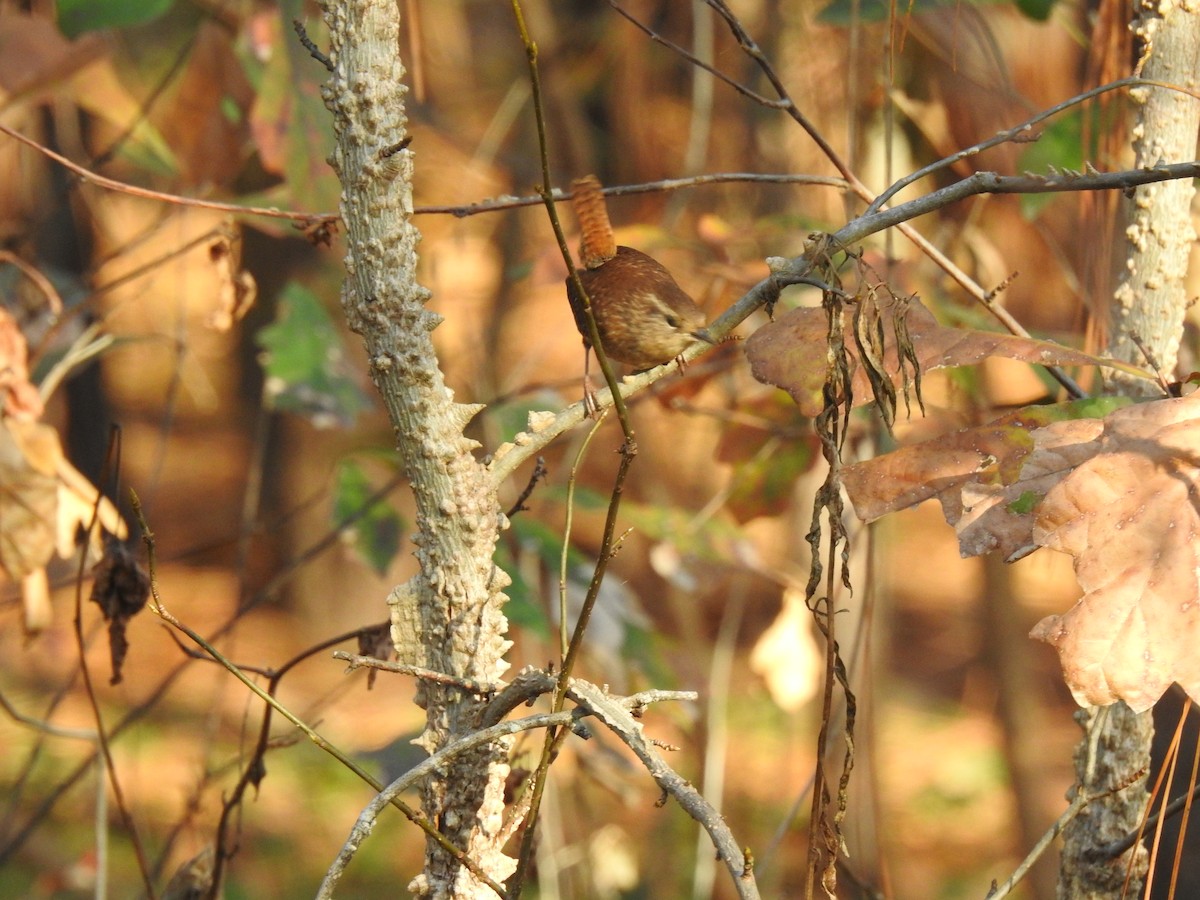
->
<box><xmin>566</xmin><ymin>176</ymin><xmax>712</xmax><ymax>380</ymax></box>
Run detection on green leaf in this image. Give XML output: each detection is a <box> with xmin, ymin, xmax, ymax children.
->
<box><xmin>819</xmin><ymin>0</ymin><xmax>1001</xmax><ymax>25</ymax></box>
<box><xmin>725</xmin><ymin>439</ymin><xmax>815</xmax><ymax>523</ymax></box>
<box><xmin>512</xmin><ymin>517</ymin><xmax>590</xmax><ymax>573</ymax></box>
<box><xmin>1014</xmin><ymin>0</ymin><xmax>1056</xmax><ymax>20</ymax></box>
<box><xmin>1007</xmin><ymin>490</ymin><xmax>1042</xmax><ymax>515</ymax></box>
<box><xmin>332</xmin><ymin>458</ymin><xmax>403</xmax><ymax>576</ymax></box>
<box><xmin>58</xmin><ymin>0</ymin><xmax>174</xmax><ymax>37</ymax></box>
<box><xmin>256</xmin><ymin>282</ymin><xmax>370</xmax><ymax>428</ymax></box>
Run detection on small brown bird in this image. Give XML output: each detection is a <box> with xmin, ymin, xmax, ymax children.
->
<box><xmin>565</xmin><ymin>176</ymin><xmax>711</xmax><ymax>387</ymax></box>
<box><xmin>566</xmin><ymin>246</ymin><xmax>711</xmax><ymax>371</ymax></box>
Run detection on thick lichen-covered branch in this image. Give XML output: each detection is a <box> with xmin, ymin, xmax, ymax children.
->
<box><xmin>316</xmin><ymin>1</ymin><xmax>514</xmax><ymax>896</ymax></box>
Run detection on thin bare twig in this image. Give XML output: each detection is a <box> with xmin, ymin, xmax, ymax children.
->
<box><xmin>0</xmin><ymin>251</ymin><xmax>63</xmax><ymax>317</ymax></box>
<box><xmin>0</xmin><ymin>689</ymin><xmax>98</xmax><ymax>741</ymax></box>
<box><xmin>130</xmin><ymin>494</ymin><xmax>507</xmax><ymax>900</ymax></box>
<box><xmin>609</xmin><ymin>2</ymin><xmax>789</xmax><ymax>109</ymax></box>
<box><xmin>319</xmin><ymin>677</ymin><xmax>701</xmax><ymax>899</ymax></box>
<box><xmin>317</xmin><ymin>709</ymin><xmax>576</xmax><ymax>899</ymax></box>
<box><xmin>0</xmin><ymin>121</ymin><xmax>334</xmax><ymax>229</ymax></box>
<box><xmin>570</xmin><ymin>680</ymin><xmax>758</xmax><ymax>899</ymax></box>
<box><xmin>207</xmin><ymin>625</ymin><xmax>391</xmax><ymax>895</ymax></box>
<box><xmin>507</xmin><ymin>6</ymin><xmax>656</xmax><ymax>894</ymax></box>
<box><xmin>71</xmin><ymin>434</ymin><xmax>158</xmax><ymax>899</ymax></box>
<box><xmin>0</xmin><ymin>127</ymin><xmax>845</xmax><ymax>226</ymax></box>
<box><xmin>293</xmin><ymin>19</ymin><xmax>334</xmax><ymax>71</ymax></box>
<box><xmin>419</xmin><ymin>172</ymin><xmax>847</xmax><ymax>217</ymax></box>
<box><xmin>505</xmin><ymin>456</ymin><xmax>548</xmax><ymax>518</ymax></box>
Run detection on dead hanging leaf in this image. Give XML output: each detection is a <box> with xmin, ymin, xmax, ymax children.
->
<box><xmin>90</xmin><ymin>542</ymin><xmax>150</xmax><ymax>686</ymax></box>
<box><xmin>162</xmin><ymin>847</ymin><xmax>214</xmax><ymax>900</ymax></box>
<box><xmin>842</xmin><ymin>397</ymin><xmax>1129</xmax><ymax>558</ymax></box>
<box><xmin>356</xmin><ymin>621</ymin><xmax>393</xmax><ymax>689</ymax></box>
<box><xmin>1029</xmin><ymin>395</ymin><xmax>1200</xmax><ymax>711</ymax></box>
<box><xmin>845</xmin><ymin>392</ymin><xmax>1200</xmax><ymax>711</ymax></box>
<box><xmin>850</xmin><ymin>288</ymin><xmax>924</xmax><ymax>429</ymax></box>
<box><xmin>746</xmin><ymin>296</ymin><xmax>1150</xmax><ymax>418</ymax></box>
<box><xmin>1</xmin><ymin>416</ymin><xmax>128</xmax><ymax>634</ymax></box>
<box><xmin>23</xmin><ymin>568</ymin><xmax>52</xmax><ymax>635</ymax></box>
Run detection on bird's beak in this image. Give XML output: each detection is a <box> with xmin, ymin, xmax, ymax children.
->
<box><xmin>691</xmin><ymin>327</ymin><xmax>717</xmax><ymax>344</ymax></box>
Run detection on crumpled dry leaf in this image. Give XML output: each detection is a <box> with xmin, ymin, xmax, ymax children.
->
<box><xmin>1029</xmin><ymin>395</ymin><xmax>1200</xmax><ymax>711</ymax></box>
<box><xmin>844</xmin><ymin>393</ymin><xmax>1200</xmax><ymax>711</ymax></box>
<box><xmin>356</xmin><ymin>621</ymin><xmax>393</xmax><ymax>690</ymax></box>
<box><xmin>842</xmin><ymin>398</ymin><xmax>1128</xmax><ymax>559</ymax></box>
<box><xmin>205</xmin><ymin>236</ymin><xmax>257</xmax><ymax>332</ymax></box>
<box><xmin>162</xmin><ymin>847</ymin><xmax>214</xmax><ymax>900</ymax></box>
<box><xmin>1</xmin><ymin>416</ymin><xmax>128</xmax><ymax>635</ymax></box>
<box><xmin>0</xmin><ymin>419</ymin><xmax>59</xmax><ymax>580</ymax></box>
<box><xmin>746</xmin><ymin>296</ymin><xmax>1149</xmax><ymax>418</ymax></box>
<box><xmin>90</xmin><ymin>542</ymin><xmax>150</xmax><ymax>686</ymax></box>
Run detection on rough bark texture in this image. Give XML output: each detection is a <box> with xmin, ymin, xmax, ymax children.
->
<box><xmin>1060</xmin><ymin>2</ymin><xmax>1200</xmax><ymax>897</ymax></box>
<box><xmin>1106</xmin><ymin>0</ymin><xmax>1200</xmax><ymax>396</ymax></box>
<box><xmin>1057</xmin><ymin>704</ymin><xmax>1152</xmax><ymax>899</ymax></box>
<box><xmin>318</xmin><ymin>2</ymin><xmax>514</xmax><ymax>896</ymax></box>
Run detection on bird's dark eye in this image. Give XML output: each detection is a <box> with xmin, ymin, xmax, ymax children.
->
<box><xmin>665</xmin><ymin>314</ymin><xmax>680</xmax><ymax>328</ymax></box>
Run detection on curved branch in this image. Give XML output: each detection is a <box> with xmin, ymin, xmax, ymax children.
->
<box><xmin>569</xmin><ymin>680</ymin><xmax>759</xmax><ymax>900</ymax></box>
<box><xmin>318</xmin><ymin>711</ymin><xmax>575</xmax><ymax>900</ymax></box>
<box><xmin>319</xmin><ymin>680</ymin><xmax>702</xmax><ymax>899</ymax></box>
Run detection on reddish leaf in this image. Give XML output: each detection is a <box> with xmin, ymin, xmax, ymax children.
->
<box><xmin>715</xmin><ymin>392</ymin><xmax>818</xmax><ymax>522</ymax></box>
<box><xmin>746</xmin><ymin>296</ymin><xmax>1149</xmax><ymax>417</ymax></box>
<box><xmin>0</xmin><ymin>307</ymin><xmax>44</xmax><ymax>420</ymax></box>
<box><xmin>156</xmin><ymin>21</ymin><xmax>254</xmax><ymax>187</ymax></box>
<box><xmin>842</xmin><ymin>398</ymin><xmax>1127</xmax><ymax>558</ymax></box>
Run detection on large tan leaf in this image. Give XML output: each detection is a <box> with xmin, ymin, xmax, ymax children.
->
<box><xmin>1030</xmin><ymin>395</ymin><xmax>1200</xmax><ymax>711</ymax></box>
<box><xmin>746</xmin><ymin>296</ymin><xmax>1148</xmax><ymax>417</ymax></box>
<box><xmin>843</xmin><ymin>394</ymin><xmax>1200</xmax><ymax>710</ymax></box>
<box><xmin>842</xmin><ymin>398</ymin><xmax>1128</xmax><ymax>559</ymax></box>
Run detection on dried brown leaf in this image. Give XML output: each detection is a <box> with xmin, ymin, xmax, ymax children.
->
<box><xmin>842</xmin><ymin>400</ymin><xmax>1124</xmax><ymax>558</ymax></box>
<box><xmin>749</xmin><ymin>588</ymin><xmax>821</xmax><ymax>711</ymax></box>
<box><xmin>847</xmin><ymin>392</ymin><xmax>1200</xmax><ymax>710</ymax></box>
<box><xmin>90</xmin><ymin>542</ymin><xmax>150</xmax><ymax>686</ymax></box>
<box><xmin>1030</xmin><ymin>395</ymin><xmax>1200</xmax><ymax>711</ymax></box>
<box><xmin>746</xmin><ymin>297</ymin><xmax>1149</xmax><ymax>418</ymax></box>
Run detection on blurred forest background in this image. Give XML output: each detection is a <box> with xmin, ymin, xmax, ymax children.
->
<box><xmin>1</xmin><ymin>0</ymin><xmax>1196</xmax><ymax>897</ymax></box>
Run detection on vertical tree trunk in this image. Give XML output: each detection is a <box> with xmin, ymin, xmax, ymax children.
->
<box><xmin>1105</xmin><ymin>1</ymin><xmax>1200</xmax><ymax>398</ymax></box>
<box><xmin>318</xmin><ymin>2</ymin><xmax>514</xmax><ymax>896</ymax></box>
<box><xmin>1060</xmin><ymin>2</ymin><xmax>1200</xmax><ymax>897</ymax></box>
